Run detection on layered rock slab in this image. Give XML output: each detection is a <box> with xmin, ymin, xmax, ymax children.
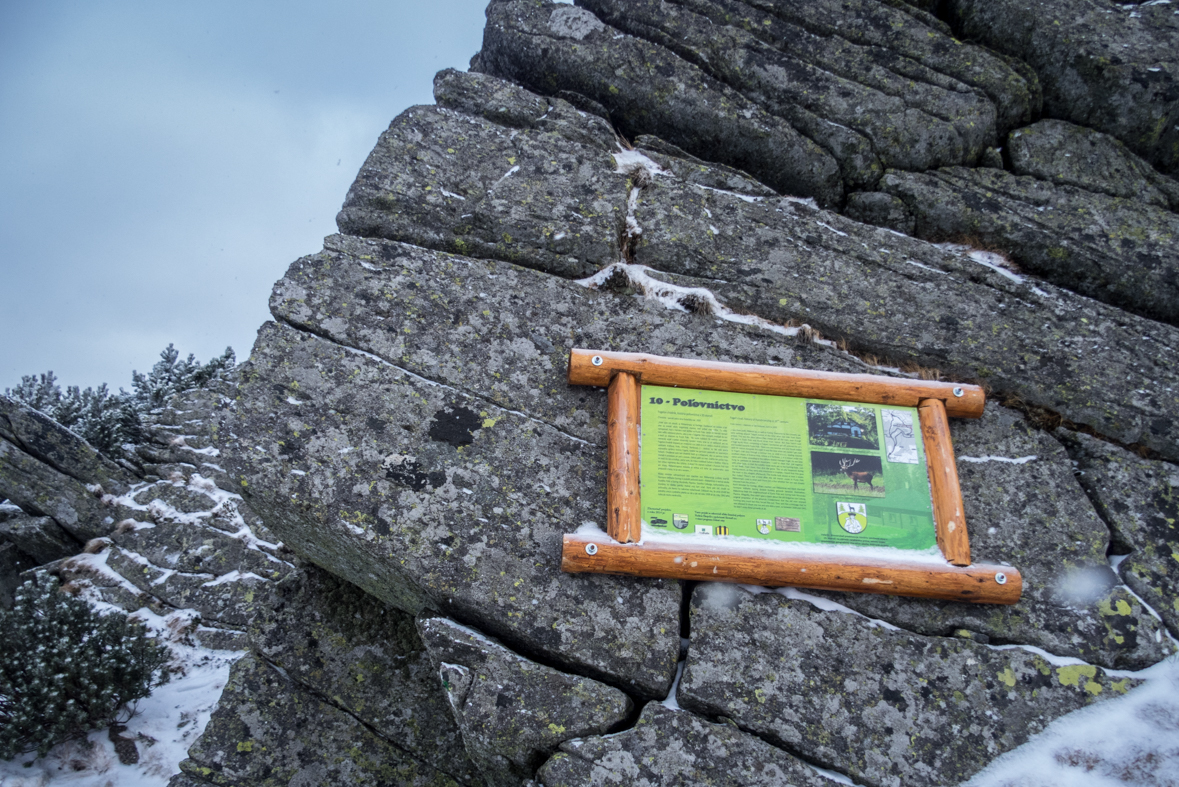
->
<box><xmin>476</xmin><ymin>0</ymin><xmax>843</xmax><ymax>205</ymax></box>
<box><xmin>418</xmin><ymin>616</ymin><xmax>632</xmax><ymax>787</ymax></box>
<box><xmin>822</xmin><ymin>404</ymin><xmax>1174</xmax><ymax>670</ymax></box>
<box><xmin>946</xmin><ymin>0</ymin><xmax>1179</xmax><ymax>175</ymax></box>
<box><xmin>225</xmin><ymin>318</ymin><xmax>681</xmax><ymax>697</ymax></box>
<box><xmin>536</xmin><ymin>702</ymin><xmax>832</xmax><ymax>787</ymax></box>
<box><xmin>679</xmin><ymin>584</ymin><xmax>1141</xmax><ymax>787</ymax></box>
<box><xmin>338</xmin><ymin>73</ymin><xmax>626</xmax><ymax>281</ymax></box>
<box><xmin>176</xmin><ymin>654</ymin><xmax>466</xmax><ymax>787</ymax></box>
<box><xmin>1059</xmin><ymin>431</ymin><xmax>1179</xmax><ymax>638</ymax></box>
<box><xmin>623</xmin><ymin>159</ymin><xmax>1179</xmax><ymax>461</ymax></box>
<box><xmin>0</xmin><ymin>436</ymin><xmax>113</xmax><ymax>542</ymax></box>
<box><xmin>583</xmin><ymin>0</ymin><xmax>1005</xmax><ymax>179</ymax></box>
<box><xmin>0</xmin><ymin>394</ymin><xmax>132</xmax><ymax>495</ymax></box>
<box><xmin>254</xmin><ymin>569</ymin><xmax>484</xmax><ymax>785</ymax></box>
<box><xmin>331</xmin><ymin>67</ymin><xmax>1179</xmax><ymax>462</ymax></box>
<box><xmin>873</xmin><ymin>166</ymin><xmax>1179</xmax><ymax>325</ymax></box>
<box><xmin>231</xmin><ymin>225</ymin><xmax>968</xmax><ymax>697</ymax></box>
<box><xmin>1007</xmin><ymin>119</ymin><xmax>1179</xmax><ymax>212</ymax></box>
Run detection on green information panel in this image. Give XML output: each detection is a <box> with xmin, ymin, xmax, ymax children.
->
<box><xmin>639</xmin><ymin>385</ymin><xmax>937</xmax><ymax>550</ymax></box>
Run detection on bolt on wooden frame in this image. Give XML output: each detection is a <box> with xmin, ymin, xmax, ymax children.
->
<box><xmin>562</xmin><ymin>349</ymin><xmax>1022</xmax><ymax>605</ymax></box>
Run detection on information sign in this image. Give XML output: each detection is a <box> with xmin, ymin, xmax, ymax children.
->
<box><xmin>639</xmin><ymin>386</ymin><xmax>937</xmax><ymax>551</ymax></box>
<box><xmin>560</xmin><ymin>349</ymin><xmax>1023</xmax><ymax>605</ymax></box>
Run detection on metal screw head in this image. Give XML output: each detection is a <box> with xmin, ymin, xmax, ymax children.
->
<box><xmin>994</xmin><ymin>572</ymin><xmax>1007</xmax><ymax>585</ymax></box>
<box><xmin>585</xmin><ymin>543</ymin><xmax>599</xmax><ymax>556</ymax></box>
<box><xmin>953</xmin><ymin>387</ymin><xmax>965</xmax><ymax>398</ymax></box>
<box><xmin>591</xmin><ymin>355</ymin><xmax>604</xmax><ymax>366</ymax></box>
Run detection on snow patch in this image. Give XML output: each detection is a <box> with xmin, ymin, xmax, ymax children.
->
<box><xmin>959</xmin><ymin>455</ymin><xmax>1038</xmax><ymax>465</ymax></box>
<box><xmin>964</xmin><ymin>655</ymin><xmax>1179</xmax><ymax>787</ymax></box>
<box><xmin>661</xmin><ymin>660</ymin><xmax>686</xmax><ymax>711</ymax></box>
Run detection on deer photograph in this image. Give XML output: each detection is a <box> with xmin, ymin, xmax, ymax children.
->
<box><xmin>839</xmin><ymin>457</ymin><xmax>876</xmax><ymax>492</ymax></box>
<box><xmin>810</xmin><ymin>451</ymin><xmax>885</xmax><ymax>498</ymax></box>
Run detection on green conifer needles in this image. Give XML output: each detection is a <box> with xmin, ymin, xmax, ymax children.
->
<box><xmin>0</xmin><ymin>574</ymin><xmax>171</xmax><ymax>759</ymax></box>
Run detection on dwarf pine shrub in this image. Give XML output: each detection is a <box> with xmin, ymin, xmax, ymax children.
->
<box><xmin>4</xmin><ymin>343</ymin><xmax>235</xmax><ymax>456</ymax></box>
<box><xmin>0</xmin><ymin>574</ymin><xmax>171</xmax><ymax>759</ymax></box>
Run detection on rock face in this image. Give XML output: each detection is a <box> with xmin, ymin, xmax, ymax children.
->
<box><xmin>1059</xmin><ymin>431</ymin><xmax>1179</xmax><ymax>637</ymax></box>
<box><xmin>946</xmin><ymin>0</ymin><xmax>1179</xmax><ymax>176</ymax></box>
<box><xmin>679</xmin><ymin>585</ymin><xmax>1140</xmax><ymax>787</ymax></box>
<box><xmin>214</xmin><ymin>0</ymin><xmax>1179</xmax><ymax>782</ymax></box>
<box><xmin>1007</xmin><ymin>119</ymin><xmax>1179</xmax><ymax>211</ymax></box>
<box><xmin>418</xmin><ymin>616</ymin><xmax>633</xmax><ymax>787</ymax></box>
<box><xmin>537</xmin><ymin>702</ymin><xmax>832</xmax><ymax>787</ymax></box>
<box><xmin>11</xmin><ymin>0</ymin><xmax>1179</xmax><ymax>784</ymax></box>
<box><xmin>872</xmin><ymin>166</ymin><xmax>1179</xmax><ymax>325</ymax></box>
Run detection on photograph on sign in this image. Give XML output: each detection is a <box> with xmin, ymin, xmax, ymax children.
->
<box><xmin>639</xmin><ymin>386</ymin><xmax>938</xmax><ymax>554</ymax></box>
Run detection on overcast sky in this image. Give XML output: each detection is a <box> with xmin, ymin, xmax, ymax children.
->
<box><xmin>0</xmin><ymin>1</ymin><xmax>490</xmax><ymax>392</ymax></box>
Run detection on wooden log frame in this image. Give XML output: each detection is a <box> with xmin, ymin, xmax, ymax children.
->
<box><xmin>563</xmin><ymin>349</ymin><xmax>1022</xmax><ymax>605</ymax></box>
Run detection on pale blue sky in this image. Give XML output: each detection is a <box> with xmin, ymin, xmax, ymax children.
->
<box><xmin>0</xmin><ymin>1</ymin><xmax>489</xmax><ymax>390</ymax></box>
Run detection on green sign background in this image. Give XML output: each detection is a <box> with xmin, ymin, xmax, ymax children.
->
<box><xmin>639</xmin><ymin>385</ymin><xmax>937</xmax><ymax>550</ymax></box>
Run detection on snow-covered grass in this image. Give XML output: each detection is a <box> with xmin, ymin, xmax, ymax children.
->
<box><xmin>0</xmin><ymin>594</ymin><xmax>242</xmax><ymax>786</ymax></box>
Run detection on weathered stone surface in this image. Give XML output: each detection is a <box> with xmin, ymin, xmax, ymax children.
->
<box><xmin>110</xmin><ymin>509</ymin><xmax>285</xmax><ymax>582</ymax></box>
<box><xmin>419</xmin><ymin>616</ymin><xmax>633</xmax><ymax>787</ymax></box>
<box><xmin>331</xmin><ymin>69</ymin><xmax>1179</xmax><ymax>461</ymax></box>
<box><xmin>432</xmin><ymin>68</ymin><xmax>618</xmax><ymax>153</ymax></box>
<box><xmin>1008</xmin><ymin>119</ymin><xmax>1179</xmax><ymax>211</ymax></box>
<box><xmin>226</xmin><ymin>315</ymin><xmax>681</xmax><ymax>696</ymax></box>
<box><xmin>679</xmin><ymin>584</ymin><xmax>1142</xmax><ymax>787</ymax></box>
<box><xmin>630</xmin><ymin>136</ymin><xmax>779</xmax><ymax>197</ymax></box>
<box><xmin>477</xmin><ymin>0</ymin><xmax>843</xmax><ymax>205</ymax></box>
<box><xmin>0</xmin><ymin>436</ymin><xmax>114</xmax><ymax>541</ymax></box>
<box><xmin>338</xmin><ymin>86</ymin><xmax>625</xmax><ymax>280</ymax></box>
<box><xmin>253</xmin><ymin>568</ymin><xmax>483</xmax><ymax>785</ymax></box>
<box><xmin>843</xmin><ymin>191</ymin><xmax>915</xmax><ymax>235</ymax></box>
<box><xmin>229</xmin><ymin>226</ymin><xmax>899</xmax><ymax>697</ymax></box>
<box><xmin>1058</xmin><ymin>430</ymin><xmax>1179</xmax><ymax>638</ymax></box>
<box><xmin>624</xmin><ymin>159</ymin><xmax>1179</xmax><ymax>461</ymax></box>
<box><xmin>731</xmin><ymin>0</ymin><xmax>1040</xmax><ymax>136</ymax></box>
<box><xmin>585</xmin><ymin>0</ymin><xmax>1000</xmax><ymax>179</ymax></box>
<box><xmin>177</xmin><ymin>654</ymin><xmax>466</xmax><ymax>787</ymax></box>
<box><xmin>827</xmin><ymin>403</ymin><xmax>1174</xmax><ymax>670</ymax></box>
<box><xmin>536</xmin><ymin>702</ymin><xmax>830</xmax><ymax>787</ymax></box>
<box><xmin>0</xmin><ymin>395</ymin><xmax>132</xmax><ymax>494</ymax></box>
<box><xmin>947</xmin><ymin>0</ymin><xmax>1179</xmax><ymax>176</ymax></box>
<box><xmin>875</xmin><ymin>166</ymin><xmax>1179</xmax><ymax>325</ymax></box>
<box><xmin>0</xmin><ymin>513</ymin><xmax>76</xmax><ymax>564</ymax></box>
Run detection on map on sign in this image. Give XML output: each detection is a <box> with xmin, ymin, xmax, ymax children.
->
<box><xmin>639</xmin><ymin>385</ymin><xmax>937</xmax><ymax>550</ymax></box>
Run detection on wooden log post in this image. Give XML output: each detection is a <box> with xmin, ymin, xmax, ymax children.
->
<box><xmin>919</xmin><ymin>398</ymin><xmax>971</xmax><ymax>566</ymax></box>
<box><xmin>561</xmin><ymin>534</ymin><xmax>1022</xmax><ymax>604</ymax></box>
<box><xmin>607</xmin><ymin>371</ymin><xmax>642</xmax><ymax>543</ymax></box>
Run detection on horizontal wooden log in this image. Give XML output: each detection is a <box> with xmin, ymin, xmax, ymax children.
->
<box><xmin>568</xmin><ymin>349</ymin><xmax>985</xmax><ymax>418</ymax></box>
<box><xmin>561</xmin><ymin>533</ymin><xmax>1021</xmax><ymax>604</ymax></box>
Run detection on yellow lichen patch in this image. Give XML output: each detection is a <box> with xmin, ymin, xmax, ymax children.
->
<box><xmin>482</xmin><ymin>416</ymin><xmax>501</xmax><ymax>429</ymax></box>
<box><xmin>997</xmin><ymin>667</ymin><xmax>1016</xmax><ymax>688</ymax></box>
<box><xmin>1056</xmin><ymin>664</ymin><xmax>1097</xmax><ymax>689</ymax></box>
<box><xmin>1098</xmin><ymin>597</ymin><xmax>1133</xmax><ymax>616</ymax></box>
